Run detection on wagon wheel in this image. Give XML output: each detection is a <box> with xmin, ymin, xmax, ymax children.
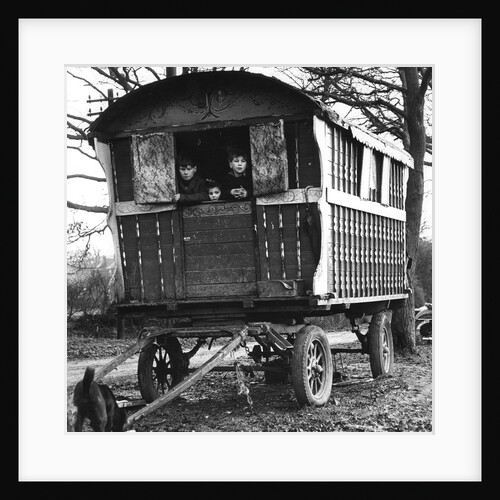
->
<box><xmin>137</xmin><ymin>336</ymin><xmax>185</xmax><ymax>403</ymax></box>
<box><xmin>420</xmin><ymin>321</ymin><xmax>432</xmax><ymax>338</ymax></box>
<box><xmin>291</xmin><ymin>325</ymin><xmax>333</xmax><ymax>407</ymax></box>
<box><xmin>367</xmin><ymin>311</ymin><xmax>394</xmax><ymax>377</ymax></box>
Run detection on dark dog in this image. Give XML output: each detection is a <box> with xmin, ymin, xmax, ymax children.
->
<box><xmin>72</xmin><ymin>367</ymin><xmax>127</xmax><ymax>432</ymax></box>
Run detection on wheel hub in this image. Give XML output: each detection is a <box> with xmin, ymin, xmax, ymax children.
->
<box><xmin>155</xmin><ymin>359</ymin><xmax>169</xmax><ymax>382</ymax></box>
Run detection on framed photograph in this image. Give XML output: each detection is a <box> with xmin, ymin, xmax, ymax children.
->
<box><xmin>19</xmin><ymin>18</ymin><xmax>482</xmax><ymax>483</ymax></box>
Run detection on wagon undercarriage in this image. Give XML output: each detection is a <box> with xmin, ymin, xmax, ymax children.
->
<box><xmin>91</xmin><ymin>307</ymin><xmax>396</xmax><ymax>430</ymax></box>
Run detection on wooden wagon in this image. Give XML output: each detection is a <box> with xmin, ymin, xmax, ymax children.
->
<box><xmin>86</xmin><ymin>70</ymin><xmax>413</xmax><ymax>425</ymax></box>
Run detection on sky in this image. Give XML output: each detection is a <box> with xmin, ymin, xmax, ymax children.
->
<box><xmin>66</xmin><ymin>66</ymin><xmax>433</xmax><ymax>258</ymax></box>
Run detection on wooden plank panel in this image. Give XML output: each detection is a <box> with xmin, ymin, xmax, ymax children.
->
<box><xmin>185</xmin><ymin>267</ymin><xmax>257</xmax><ymax>285</ymax></box>
<box><xmin>297</xmin><ymin>205</ymin><xmax>315</xmax><ymax>291</ymax></box>
<box><xmin>295</xmin><ymin>204</ymin><xmax>302</xmax><ymax>279</ymax></box>
<box><xmin>119</xmin><ymin>215</ymin><xmax>141</xmax><ymax>300</ymax></box>
<box><xmin>185</xmin><ymin>253</ymin><xmax>255</xmax><ymax>271</ymax></box>
<box><xmin>171</xmin><ymin>209</ymin><xmax>185</xmax><ymax>298</ymax></box>
<box><xmin>156</xmin><ymin>211</ymin><xmax>176</xmax><ymax>299</ymax></box>
<box><xmin>183</xmin><ymin>227</ymin><xmax>255</xmax><ymax>245</ymax></box>
<box><xmin>281</xmin><ymin>204</ymin><xmax>301</xmax><ymax>281</ymax></box>
<box><xmin>262</xmin><ymin>205</ymin><xmax>282</xmax><ymax>280</ymax></box>
<box><xmin>184</xmin><ymin>241</ymin><xmax>255</xmax><ymax>257</ymax></box>
<box><xmin>256</xmin><ymin>206</ymin><xmax>270</xmax><ymax>281</ymax></box>
<box><xmin>182</xmin><ymin>215</ymin><xmax>253</xmax><ymax>232</ymax></box>
<box><xmin>186</xmin><ymin>282</ymin><xmax>257</xmax><ymax>298</ymax></box>
<box><xmin>138</xmin><ymin>214</ymin><xmax>162</xmax><ymax>301</ymax></box>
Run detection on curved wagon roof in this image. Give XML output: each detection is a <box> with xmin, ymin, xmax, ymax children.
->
<box><xmin>88</xmin><ymin>70</ymin><xmax>413</xmax><ymax>167</ymax></box>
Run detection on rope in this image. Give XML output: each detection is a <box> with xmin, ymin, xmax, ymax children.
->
<box><xmin>234</xmin><ymin>361</ymin><xmax>253</xmax><ymax>409</ymax></box>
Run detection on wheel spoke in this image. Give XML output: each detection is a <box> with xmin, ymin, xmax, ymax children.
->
<box><xmin>316</xmin><ymin>350</ymin><xmax>324</xmax><ymax>364</ymax></box>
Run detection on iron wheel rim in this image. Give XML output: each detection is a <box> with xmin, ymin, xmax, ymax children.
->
<box><xmin>306</xmin><ymin>339</ymin><xmax>327</xmax><ymax>397</ymax></box>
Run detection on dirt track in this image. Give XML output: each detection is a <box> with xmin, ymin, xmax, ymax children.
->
<box><xmin>67</xmin><ymin>327</ymin><xmax>432</xmax><ymax>432</ymax></box>
<box><xmin>66</xmin><ymin>330</ymin><xmax>359</xmax><ymax>387</ymax></box>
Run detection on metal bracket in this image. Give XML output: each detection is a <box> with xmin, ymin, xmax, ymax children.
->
<box><xmin>264</xmin><ymin>326</ymin><xmax>293</xmax><ymax>351</ymax></box>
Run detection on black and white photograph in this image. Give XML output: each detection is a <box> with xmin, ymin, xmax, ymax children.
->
<box><xmin>19</xmin><ymin>19</ymin><xmax>482</xmax><ymax>483</ymax></box>
<box><xmin>65</xmin><ymin>65</ymin><xmax>433</xmax><ymax>434</ymax></box>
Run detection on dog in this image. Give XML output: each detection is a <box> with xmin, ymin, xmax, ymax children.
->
<box><xmin>72</xmin><ymin>366</ymin><xmax>127</xmax><ymax>432</ymax></box>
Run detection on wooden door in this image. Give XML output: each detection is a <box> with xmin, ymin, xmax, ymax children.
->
<box><xmin>181</xmin><ymin>201</ymin><xmax>258</xmax><ymax>298</ymax></box>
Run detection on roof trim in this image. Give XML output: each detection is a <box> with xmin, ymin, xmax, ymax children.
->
<box><xmin>87</xmin><ymin>70</ymin><xmax>413</xmax><ymax>167</ymax></box>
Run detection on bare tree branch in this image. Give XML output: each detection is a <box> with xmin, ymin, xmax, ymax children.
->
<box><xmin>67</xmin><ymin>113</ymin><xmax>93</xmax><ymax>125</ymax></box>
<box><xmin>145</xmin><ymin>66</ymin><xmax>164</xmax><ymax>80</ymax></box>
<box><xmin>67</xmin><ymin>121</ymin><xmax>88</xmax><ymax>138</ymax></box>
<box><xmin>67</xmin><ymin>201</ymin><xmax>108</xmax><ymax>213</ymax></box>
<box><xmin>67</xmin><ymin>145</ymin><xmax>96</xmax><ymax>160</ymax></box>
<box><xmin>67</xmin><ymin>174</ymin><xmax>106</xmax><ymax>182</ymax></box>
<box><xmin>68</xmin><ymin>70</ymin><xmax>108</xmax><ymax>100</ymax></box>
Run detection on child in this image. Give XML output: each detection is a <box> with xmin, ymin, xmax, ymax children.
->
<box><xmin>173</xmin><ymin>156</ymin><xmax>209</xmax><ymax>205</ymax></box>
<box><xmin>206</xmin><ymin>180</ymin><xmax>223</xmax><ymax>201</ymax></box>
<box><xmin>221</xmin><ymin>150</ymin><xmax>253</xmax><ymax>201</ymax></box>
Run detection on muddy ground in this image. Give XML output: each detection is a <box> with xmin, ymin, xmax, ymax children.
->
<box><xmin>67</xmin><ymin>321</ymin><xmax>432</xmax><ymax>433</ymax></box>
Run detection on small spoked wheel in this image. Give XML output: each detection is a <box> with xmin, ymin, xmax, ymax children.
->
<box><xmin>291</xmin><ymin>325</ymin><xmax>333</xmax><ymax>407</ymax></box>
<box><xmin>137</xmin><ymin>336</ymin><xmax>185</xmax><ymax>403</ymax></box>
<box><xmin>368</xmin><ymin>311</ymin><xmax>394</xmax><ymax>377</ymax></box>
<box><xmin>420</xmin><ymin>321</ymin><xmax>432</xmax><ymax>338</ymax></box>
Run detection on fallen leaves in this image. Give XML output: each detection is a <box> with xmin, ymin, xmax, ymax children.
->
<box><xmin>67</xmin><ymin>333</ymin><xmax>432</xmax><ymax>432</ymax></box>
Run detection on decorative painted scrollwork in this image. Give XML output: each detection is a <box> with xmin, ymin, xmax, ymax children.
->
<box><xmin>178</xmin><ymin>83</ymin><xmax>240</xmax><ymax>120</ymax></box>
<box><xmin>182</xmin><ymin>201</ymin><xmax>252</xmax><ymax>218</ymax></box>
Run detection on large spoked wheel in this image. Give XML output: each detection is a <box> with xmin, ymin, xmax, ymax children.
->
<box><xmin>367</xmin><ymin>312</ymin><xmax>394</xmax><ymax>377</ymax></box>
<box><xmin>138</xmin><ymin>336</ymin><xmax>185</xmax><ymax>403</ymax></box>
<box><xmin>291</xmin><ymin>325</ymin><xmax>333</xmax><ymax>407</ymax></box>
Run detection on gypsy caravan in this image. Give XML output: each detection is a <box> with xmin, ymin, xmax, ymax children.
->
<box><xmin>87</xmin><ymin>71</ymin><xmax>413</xmax><ymax>418</ymax></box>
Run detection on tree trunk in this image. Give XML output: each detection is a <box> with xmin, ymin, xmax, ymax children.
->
<box><xmin>392</xmin><ymin>68</ymin><xmax>428</xmax><ymax>353</ymax></box>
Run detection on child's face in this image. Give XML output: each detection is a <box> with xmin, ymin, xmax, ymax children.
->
<box><xmin>179</xmin><ymin>164</ymin><xmax>196</xmax><ymax>182</ymax></box>
<box><xmin>208</xmin><ymin>187</ymin><xmax>221</xmax><ymax>201</ymax></box>
<box><xmin>229</xmin><ymin>155</ymin><xmax>247</xmax><ymax>177</ymax></box>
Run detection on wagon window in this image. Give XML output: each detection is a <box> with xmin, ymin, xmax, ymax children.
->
<box><xmin>131</xmin><ymin>132</ymin><xmax>176</xmax><ymax>203</ymax></box>
<box><xmin>359</xmin><ymin>146</ymin><xmax>383</xmax><ymax>202</ymax></box>
<box><xmin>250</xmin><ymin>120</ymin><xmax>289</xmax><ymax>196</ymax></box>
<box><xmin>380</xmin><ymin>156</ymin><xmax>391</xmax><ymax>205</ymax></box>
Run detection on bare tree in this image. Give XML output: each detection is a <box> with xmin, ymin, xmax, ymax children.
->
<box><xmin>282</xmin><ymin>67</ymin><xmax>432</xmax><ymax>353</ymax></box>
<box><xmin>66</xmin><ymin>67</ymin><xmax>184</xmax><ymax>250</ymax></box>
